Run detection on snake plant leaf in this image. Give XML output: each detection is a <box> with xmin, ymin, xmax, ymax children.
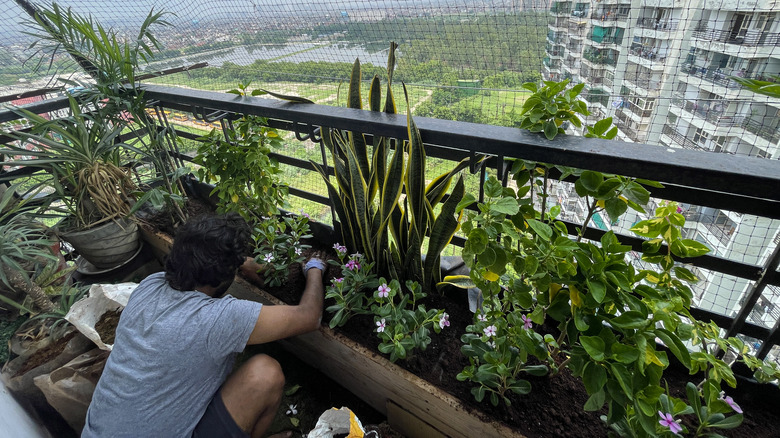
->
<box><xmin>344</xmin><ymin>142</ymin><xmax>373</xmax><ymax>260</ymax></box>
<box><xmin>348</xmin><ymin>58</ymin><xmax>362</xmax><ymax>110</ymax></box>
<box><xmin>311</xmin><ymin>160</ymin><xmax>355</xmax><ymax>250</ymax></box>
<box><xmin>404</xmin><ymin>84</ymin><xmax>427</xmax><ymax>239</ymax></box>
<box><xmin>368</xmin><ymin>136</ymin><xmax>388</xmax><ymax>202</ymax></box>
<box><xmin>425</xmin><ymin>176</ymin><xmax>466</xmax><ymax>285</ymax></box>
<box><xmin>348</xmin><ymin>130</ymin><xmax>370</xmax><ymax>184</ymax></box>
<box><xmin>369</xmin><ymin>75</ymin><xmax>382</xmax><ymax>112</ymax></box>
<box><xmin>384</xmin><ymin>42</ymin><xmax>398</xmax><ymax>114</ymax></box>
<box><xmin>425</xmin><ymin>156</ymin><xmax>478</xmax><ymax>206</ymax></box>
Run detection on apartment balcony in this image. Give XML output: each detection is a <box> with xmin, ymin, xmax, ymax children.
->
<box><xmin>669</xmin><ymin>95</ymin><xmax>732</xmax><ymax>125</ymax></box>
<box><xmin>692</xmin><ymin>28</ymin><xmax>780</xmax><ymax>47</ymax></box>
<box><xmin>662</xmin><ymin>124</ymin><xmax>706</xmax><ymax>151</ymax></box>
<box><xmin>635</xmin><ymin>18</ymin><xmax>679</xmax><ymax>32</ymax></box>
<box><xmin>623</xmin><ymin>75</ymin><xmax>661</xmax><ymax>96</ymax></box>
<box><xmin>550</xmin><ymin>2</ymin><xmax>572</xmax><ymax>17</ymax></box>
<box><xmin>614</xmin><ymin>111</ymin><xmax>641</xmax><ymax>143</ymax></box>
<box><xmin>582</xmin><ymin>49</ymin><xmax>619</xmax><ymax>66</ymax></box>
<box><xmin>590</xmin><ymin>11</ymin><xmax>630</xmax><ymax>28</ymax></box>
<box><xmin>742</xmin><ymin>117</ymin><xmax>780</xmax><ymax>145</ymax></box>
<box><xmin>691</xmin><ymin>28</ymin><xmax>780</xmax><ymax>58</ymax></box>
<box><xmin>2</xmin><ymin>83</ymin><xmax>779</xmax><ymax>369</ymax></box>
<box><xmin>681</xmin><ymin>64</ymin><xmax>779</xmax><ymax>92</ymax></box>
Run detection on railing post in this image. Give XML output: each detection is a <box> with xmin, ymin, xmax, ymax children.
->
<box><xmin>757</xmin><ymin>309</ymin><xmax>780</xmax><ymax>360</ymax></box>
<box><xmin>724</xmin><ymin>243</ymin><xmax>780</xmax><ymax>345</ymax></box>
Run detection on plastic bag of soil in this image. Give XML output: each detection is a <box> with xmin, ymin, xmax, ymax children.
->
<box><xmin>65</xmin><ymin>282</ymin><xmax>137</xmax><ymax>351</ymax></box>
<box><xmin>1</xmin><ymin>328</ymin><xmax>94</xmax><ymax>419</ymax></box>
<box><xmin>33</xmin><ymin>347</ymin><xmax>110</xmax><ymax>433</ymax></box>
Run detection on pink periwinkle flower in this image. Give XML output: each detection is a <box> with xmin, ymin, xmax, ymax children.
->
<box><xmin>376</xmin><ymin>318</ymin><xmax>386</xmax><ymax>333</ymax></box>
<box><xmin>439</xmin><ymin>313</ymin><xmax>450</xmax><ymax>329</ymax></box>
<box><xmin>377</xmin><ymin>283</ymin><xmax>390</xmax><ymax>298</ymax></box>
<box><xmin>720</xmin><ymin>392</ymin><xmax>743</xmax><ymax>414</ymax></box>
<box><xmin>477</xmin><ymin>314</ymin><xmax>487</xmax><ymax>322</ymax></box>
<box><xmin>521</xmin><ymin>314</ymin><xmax>533</xmax><ymax>330</ymax></box>
<box><xmin>333</xmin><ymin>243</ymin><xmax>347</xmax><ymax>254</ymax></box>
<box><xmin>484</xmin><ymin>325</ymin><xmax>497</xmax><ymax>337</ymax></box>
<box><xmin>346</xmin><ymin>259</ymin><xmax>361</xmax><ymax>271</ymax></box>
<box><xmin>658</xmin><ymin>412</ymin><xmax>682</xmax><ymax>434</ymax></box>
<box><xmin>263</xmin><ymin>253</ymin><xmax>274</xmax><ymax>263</ymax></box>
<box><xmin>332</xmin><ymin>277</ymin><xmax>344</xmax><ymax>285</ymax></box>
<box><xmin>299</xmin><ymin>209</ymin><xmax>310</xmax><ymax>219</ymax></box>
<box><xmin>676</xmin><ymin>206</ymin><xmax>683</xmax><ymax>213</ymax></box>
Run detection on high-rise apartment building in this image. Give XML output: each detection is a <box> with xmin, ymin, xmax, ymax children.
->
<box><xmin>545</xmin><ymin>0</ymin><xmax>780</xmax><ymax>346</ymax></box>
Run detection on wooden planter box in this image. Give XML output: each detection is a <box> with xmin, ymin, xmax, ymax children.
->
<box><xmin>140</xmin><ymin>225</ymin><xmax>523</xmax><ymax>437</ymax></box>
<box><xmin>228</xmin><ymin>278</ymin><xmax>523</xmax><ymax>438</ymax></box>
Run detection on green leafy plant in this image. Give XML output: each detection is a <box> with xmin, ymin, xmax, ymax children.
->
<box><xmin>371</xmin><ymin>278</ymin><xmax>446</xmax><ymax>363</ymax></box>
<box><xmin>324</xmin><ymin>243</ymin><xmax>447</xmax><ymax>362</ymax></box>
<box><xmin>252</xmin><ymin>214</ymin><xmax>312</xmax><ymax>288</ymax></box>
<box><xmin>195</xmin><ymin>82</ymin><xmax>288</xmax><ymax>223</ymax></box>
<box><xmin>324</xmin><ymin>245</ymin><xmax>377</xmax><ymax>328</ymax></box>
<box><xmin>516</xmin><ymin>79</ymin><xmax>590</xmax><ymax>139</ymax></box>
<box><xmin>0</xmin><ymin>184</ymin><xmax>58</xmax><ymax>314</ymax></box>
<box><xmin>312</xmin><ymin>42</ymin><xmax>476</xmax><ymax>288</ymax></box>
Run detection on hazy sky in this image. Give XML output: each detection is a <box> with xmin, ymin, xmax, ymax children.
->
<box><xmin>0</xmin><ymin>0</ymin><xmax>461</xmax><ymax>37</ymax></box>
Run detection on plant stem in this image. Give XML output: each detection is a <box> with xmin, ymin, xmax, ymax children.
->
<box><xmin>577</xmin><ymin>197</ymin><xmax>599</xmax><ymax>243</ymax></box>
<box><xmin>540</xmin><ymin>167</ymin><xmax>549</xmax><ymax>221</ymax></box>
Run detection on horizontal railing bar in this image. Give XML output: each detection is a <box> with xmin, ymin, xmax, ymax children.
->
<box><xmin>689</xmin><ymin>307</ymin><xmax>770</xmax><ymax>340</ymax></box>
<box><xmin>0</xmin><ymin>87</ymin><xmax>62</xmax><ymax>104</ymax></box>
<box><xmin>288</xmin><ymin>186</ymin><xmax>330</xmax><ymax>205</ymax></box>
<box><xmin>0</xmin><ymin>94</ymin><xmax>71</xmax><ymax>123</ymax></box>
<box><xmin>140</xmin><ymin>85</ymin><xmax>780</xmax><ymax>205</ymax></box>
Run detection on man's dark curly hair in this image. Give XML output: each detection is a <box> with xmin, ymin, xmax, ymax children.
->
<box><xmin>165</xmin><ymin>212</ymin><xmax>251</xmax><ymax>291</ymax></box>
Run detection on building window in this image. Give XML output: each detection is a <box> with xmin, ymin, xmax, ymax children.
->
<box><xmin>693</xmin><ymin>128</ymin><xmax>709</xmax><ymax>145</ymax></box>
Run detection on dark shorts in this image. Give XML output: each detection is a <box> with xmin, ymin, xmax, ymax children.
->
<box><xmin>192</xmin><ymin>391</ymin><xmax>249</xmax><ymax>438</ymax></box>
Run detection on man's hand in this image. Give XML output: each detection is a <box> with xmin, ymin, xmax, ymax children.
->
<box><xmin>238</xmin><ymin>257</ymin><xmax>265</xmax><ymax>285</ymax></box>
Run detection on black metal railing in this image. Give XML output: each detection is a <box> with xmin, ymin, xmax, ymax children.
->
<box><xmin>2</xmin><ymin>85</ymin><xmax>780</xmax><ymax>363</ymax></box>
<box><xmin>692</xmin><ymin>28</ymin><xmax>780</xmax><ymax>47</ymax></box>
<box><xmin>636</xmin><ymin>18</ymin><xmax>679</xmax><ymax>31</ymax></box>
<box><xmin>662</xmin><ymin>124</ymin><xmax>704</xmax><ymax>151</ymax></box>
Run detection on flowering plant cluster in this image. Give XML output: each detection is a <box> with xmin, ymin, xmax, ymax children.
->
<box><xmin>324</xmin><ymin>245</ymin><xmax>378</xmax><ymax>327</ymax></box>
<box><xmin>325</xmin><ymin>243</ymin><xmax>448</xmax><ymax>362</ymax></box>
<box><xmin>253</xmin><ymin>214</ymin><xmax>311</xmax><ymax>287</ymax></box>
<box><xmin>371</xmin><ymin>278</ymin><xmax>446</xmax><ymax>363</ymax></box>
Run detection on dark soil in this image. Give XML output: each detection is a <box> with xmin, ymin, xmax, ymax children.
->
<box><xmin>13</xmin><ymin>330</ymin><xmax>78</xmax><ymax>377</ymax></box>
<box><xmin>253</xmin><ymin>239</ymin><xmax>780</xmax><ymax>438</ymax></box>
<box><xmin>137</xmin><ymin>196</ymin><xmax>213</xmax><ymax>236</ymax></box>
<box><xmin>94</xmin><ymin>309</ymin><xmax>122</xmax><ymax>345</ymax></box>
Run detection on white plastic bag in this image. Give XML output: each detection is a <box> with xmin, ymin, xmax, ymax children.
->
<box><xmin>65</xmin><ymin>283</ymin><xmax>137</xmax><ymax>351</ymax></box>
<box><xmin>307</xmin><ymin>407</ymin><xmax>365</xmax><ymax>438</ymax></box>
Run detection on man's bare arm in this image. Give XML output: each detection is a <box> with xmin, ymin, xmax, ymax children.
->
<box><xmin>246</xmin><ymin>268</ymin><xmax>324</xmax><ymax>345</ymax></box>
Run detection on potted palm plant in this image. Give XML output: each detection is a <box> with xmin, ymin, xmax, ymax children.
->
<box><xmin>1</xmin><ymin>97</ymin><xmax>144</xmax><ymax>270</ymax></box>
<box><xmin>0</xmin><ymin>2</ymin><xmax>176</xmax><ymax>269</ymax></box>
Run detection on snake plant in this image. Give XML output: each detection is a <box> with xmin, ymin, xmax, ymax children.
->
<box><xmin>313</xmin><ymin>42</ymin><xmax>476</xmax><ymax>289</ymax></box>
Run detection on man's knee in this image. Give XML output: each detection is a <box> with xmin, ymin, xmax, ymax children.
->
<box><xmin>242</xmin><ymin>354</ymin><xmax>285</xmax><ymax>395</ymax></box>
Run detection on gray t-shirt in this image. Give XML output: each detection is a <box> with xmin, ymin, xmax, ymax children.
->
<box><xmin>82</xmin><ymin>272</ymin><xmax>263</xmax><ymax>437</ymax></box>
